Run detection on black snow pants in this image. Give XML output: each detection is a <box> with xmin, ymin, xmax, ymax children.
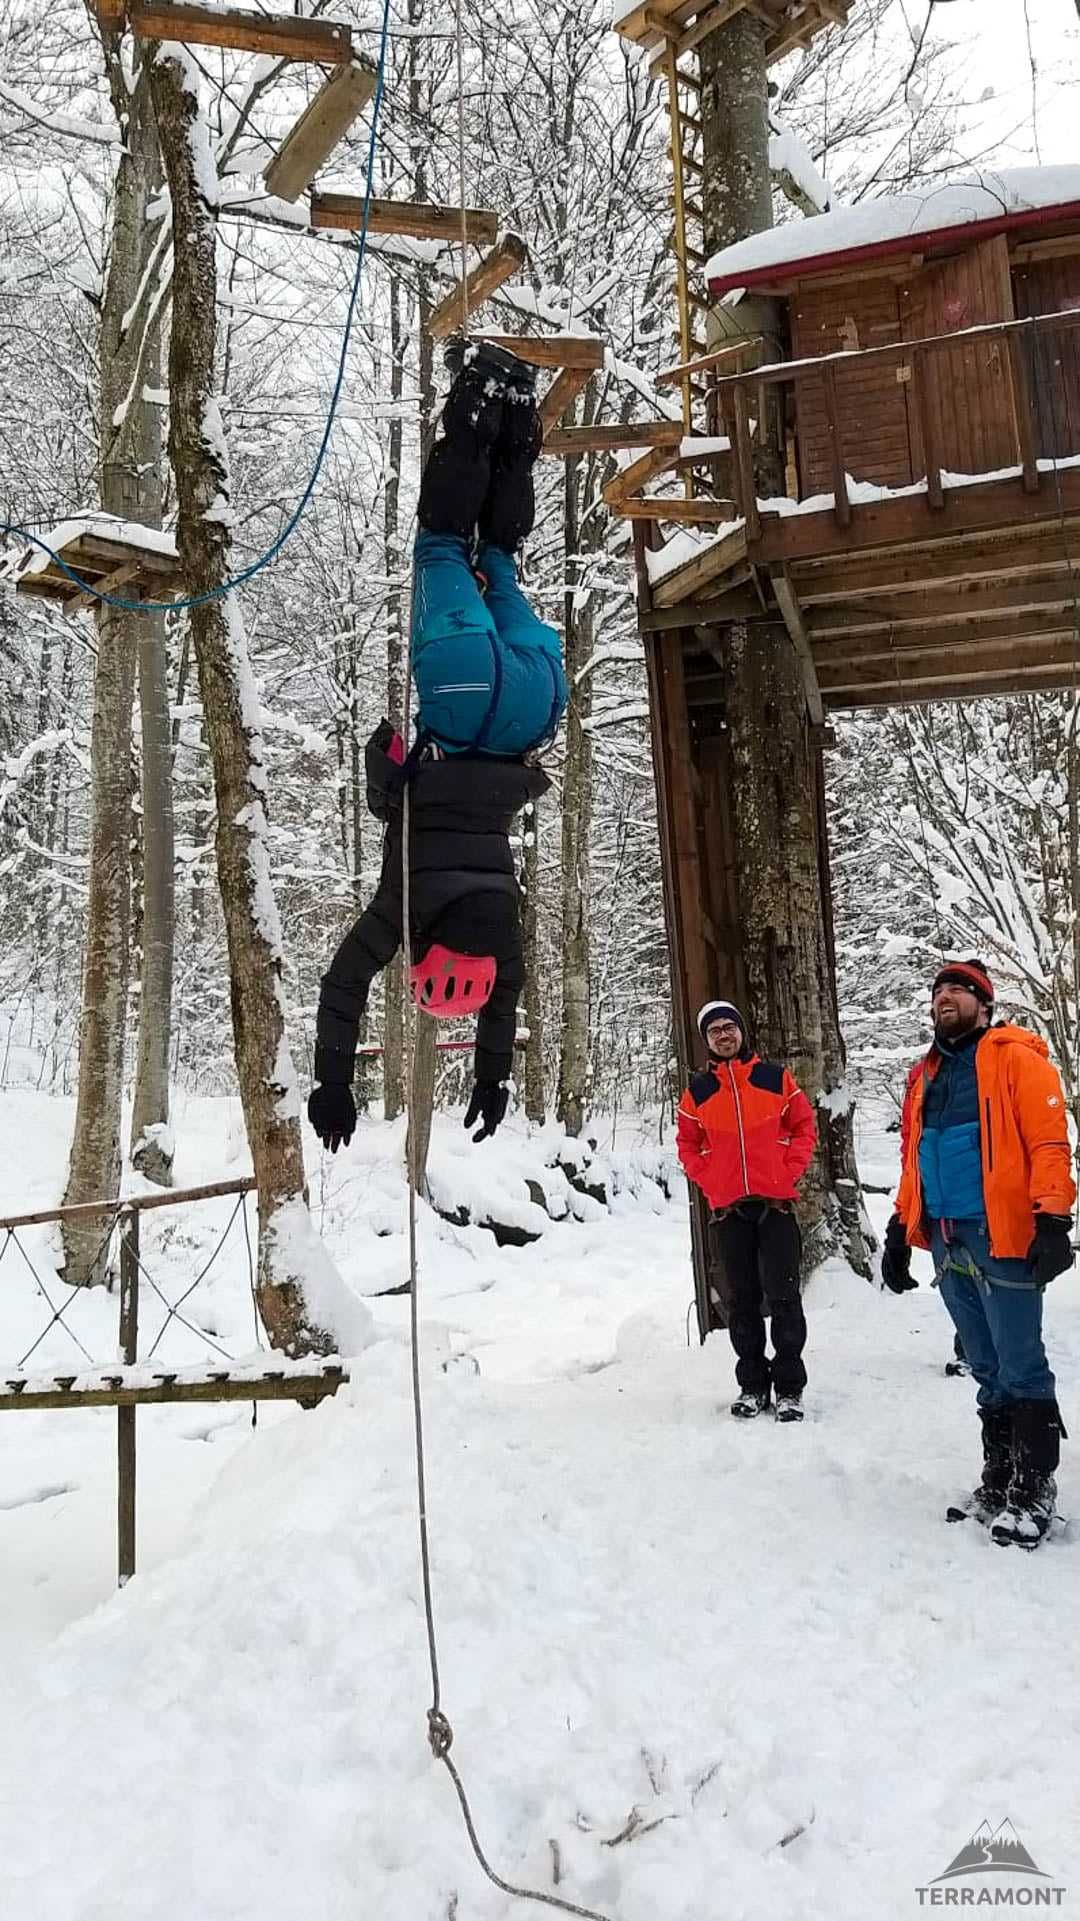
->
<box><xmin>711</xmin><ymin>1199</ymin><xmax>807</xmax><ymax>1398</ymax></box>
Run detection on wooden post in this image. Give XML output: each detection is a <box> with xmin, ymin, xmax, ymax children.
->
<box><xmin>820</xmin><ymin>361</ymin><xmax>851</xmax><ymax>527</ymax></box>
<box><xmin>1007</xmin><ymin>329</ymin><xmax>1041</xmax><ymax>495</ymax></box>
<box><xmin>911</xmin><ymin>348</ymin><xmax>944</xmax><ymax>510</ymax></box>
<box><xmin>117</xmin><ymin>1208</ymin><xmax>140</xmax><ymax>1585</ymax></box>
<box><xmin>729</xmin><ymin>384</ymin><xmax>761</xmax><ymax>541</ymax></box>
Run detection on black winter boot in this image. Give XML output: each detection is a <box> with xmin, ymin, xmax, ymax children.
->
<box><xmin>946</xmin><ymin>1406</ymin><xmax>1012</xmax><ymax>1524</ymax></box>
<box><xmin>479</xmin><ymin>397</ymin><xmax>543</xmax><ymax>552</ymax></box>
<box><xmin>417</xmin><ymin>356</ymin><xmax>507</xmax><ymax>540</ymax></box>
<box><xmin>991</xmin><ymin>1399</ymin><xmax>1063</xmax><ymax>1549</ymax></box>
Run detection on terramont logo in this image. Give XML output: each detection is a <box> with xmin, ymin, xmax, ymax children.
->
<box><xmin>917</xmin><ymin>1821</ymin><xmax>1067</xmax><ymax>1906</ymax></box>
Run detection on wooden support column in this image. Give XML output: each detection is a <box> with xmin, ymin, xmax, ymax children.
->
<box><xmin>117</xmin><ymin>1209</ymin><xmax>140</xmax><ymax>1586</ymax></box>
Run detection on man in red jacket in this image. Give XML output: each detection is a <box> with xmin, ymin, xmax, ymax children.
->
<box><xmin>677</xmin><ymin>1000</ymin><xmax>817</xmax><ymax>1421</ymax></box>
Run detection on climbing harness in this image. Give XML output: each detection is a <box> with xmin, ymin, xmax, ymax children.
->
<box><xmin>0</xmin><ymin>0</ymin><xmax>394</xmax><ymax>616</ymax></box>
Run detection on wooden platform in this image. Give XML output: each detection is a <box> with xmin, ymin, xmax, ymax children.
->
<box><xmin>614</xmin><ymin>0</ymin><xmax>850</xmax><ymax>67</ymax></box>
<box><xmin>3</xmin><ymin>516</ymin><xmax>183</xmax><ymax>611</ymax></box>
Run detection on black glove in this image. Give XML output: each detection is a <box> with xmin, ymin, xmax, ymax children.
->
<box><xmin>1027</xmin><ymin>1213</ymin><xmax>1074</xmax><ymax>1286</ymax></box>
<box><xmin>881</xmin><ymin>1213</ymin><xmax>917</xmax><ymax>1293</ymax></box>
<box><xmin>307</xmin><ymin>1082</ymin><xmax>357</xmax><ymax>1154</ymax></box>
<box><xmin>463</xmin><ymin>1081</ymin><xmax>509</xmax><ymax>1143</ymax></box>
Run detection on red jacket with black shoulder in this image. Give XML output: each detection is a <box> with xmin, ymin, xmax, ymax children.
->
<box><xmin>676</xmin><ymin>1054</ymin><xmax>817</xmax><ymax>1211</ymax></box>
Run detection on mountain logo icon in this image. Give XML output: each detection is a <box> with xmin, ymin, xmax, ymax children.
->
<box><xmin>933</xmin><ymin>1820</ymin><xmax>1046</xmax><ymax>1881</ymax></box>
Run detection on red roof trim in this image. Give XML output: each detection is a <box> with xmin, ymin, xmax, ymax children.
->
<box><xmin>707</xmin><ymin>197</ymin><xmax>1080</xmax><ymax>297</ymax></box>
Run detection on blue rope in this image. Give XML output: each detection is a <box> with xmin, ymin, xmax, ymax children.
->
<box><xmin>1</xmin><ymin>0</ymin><xmax>393</xmax><ymax>616</ymax></box>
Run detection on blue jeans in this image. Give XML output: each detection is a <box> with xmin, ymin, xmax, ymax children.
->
<box><xmin>410</xmin><ymin>532</ymin><xmax>566</xmax><ymax>756</ymax></box>
<box><xmin>932</xmin><ymin>1224</ymin><xmax>1056</xmax><ymax>1408</ymax></box>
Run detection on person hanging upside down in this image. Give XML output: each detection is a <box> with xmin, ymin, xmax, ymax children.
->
<box><xmin>308</xmin><ymin>341</ymin><xmax>566</xmax><ymax>1153</ymax></box>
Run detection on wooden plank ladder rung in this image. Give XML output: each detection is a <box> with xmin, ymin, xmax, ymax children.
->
<box><xmin>426</xmin><ymin>234</ymin><xmax>530</xmax><ymax>341</ymax></box>
<box><xmin>309</xmin><ymin>194</ymin><xmax>500</xmax><ymax>247</ymax></box>
<box><xmin>128</xmin><ymin>1</ymin><xmax>354</xmax><ymax>62</ymax></box>
<box><xmin>263</xmin><ymin>61</ymin><xmax>378</xmax><ymax>204</ymax></box>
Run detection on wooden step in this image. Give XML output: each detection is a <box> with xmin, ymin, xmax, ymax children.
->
<box><xmin>426</xmin><ymin>233</ymin><xmax>529</xmax><ymax>340</ymax></box>
<box><xmin>264</xmin><ymin>61</ymin><xmax>377</xmax><ymax>203</ymax></box>
<box><xmin>129</xmin><ymin>0</ymin><xmax>354</xmax><ymax>61</ymax></box>
<box><xmin>310</xmin><ymin>194</ymin><xmax>499</xmax><ymax>245</ymax></box>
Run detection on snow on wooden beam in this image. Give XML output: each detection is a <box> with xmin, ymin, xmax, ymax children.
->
<box><xmin>128</xmin><ymin>1</ymin><xmax>354</xmax><ymax>64</ymax></box>
<box><xmin>426</xmin><ymin>234</ymin><xmax>530</xmax><ymax>340</ymax></box>
<box><xmin>309</xmin><ymin>193</ymin><xmax>500</xmax><ymax>246</ymax></box>
<box><xmin>542</xmin><ymin>421</ymin><xmax>683</xmax><ymax>456</ymax></box>
<box><xmin>475</xmin><ymin>334</ymin><xmax>605</xmax><ymax>370</ymax></box>
<box><xmin>263</xmin><ymin>60</ymin><xmax>377</xmax><ymax>204</ymax></box>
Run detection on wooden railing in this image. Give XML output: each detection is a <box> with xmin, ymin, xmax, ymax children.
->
<box><xmin>712</xmin><ymin>306</ymin><xmax>1080</xmax><ymax>541</ymax></box>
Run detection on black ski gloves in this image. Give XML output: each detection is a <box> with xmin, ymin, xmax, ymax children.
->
<box><xmin>881</xmin><ymin>1213</ymin><xmax>917</xmax><ymax>1292</ymax></box>
<box><xmin>464</xmin><ymin>1081</ymin><xmax>509</xmax><ymax>1143</ymax></box>
<box><xmin>308</xmin><ymin>1082</ymin><xmax>357</xmax><ymax>1154</ymax></box>
<box><xmin>1027</xmin><ymin>1213</ymin><xmax>1074</xmax><ymax>1286</ymax></box>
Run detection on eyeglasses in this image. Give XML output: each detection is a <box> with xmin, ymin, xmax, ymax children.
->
<box><xmin>706</xmin><ymin>1022</ymin><xmax>741</xmax><ymax>1036</ymax></box>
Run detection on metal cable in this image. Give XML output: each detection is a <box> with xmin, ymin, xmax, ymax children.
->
<box><xmin>453</xmin><ymin>0</ymin><xmax>470</xmax><ymax>341</ymax></box>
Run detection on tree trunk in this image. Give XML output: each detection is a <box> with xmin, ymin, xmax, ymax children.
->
<box><xmin>129</xmin><ymin>319</ymin><xmax>175</xmax><ymax>1184</ymax></box>
<box><xmin>696</xmin><ymin>11</ymin><xmax>869</xmax><ymax>1275</ymax></box>
<box><xmin>149</xmin><ymin>43</ymin><xmax>365</xmax><ymax>1356</ymax></box>
<box><xmin>719</xmin><ymin>621</ymin><xmax>869</xmax><ymax>1271</ymax></box>
<box><xmin>556</xmin><ymin>449</ymin><xmax>593</xmax><ymax>1137</ymax></box>
<box><xmin>522</xmin><ymin>796</ymin><xmax>546</xmax><ymax>1124</ymax></box>
<box><xmin>405</xmin><ymin>1013</ymin><xmax>437</xmax><ymax>1195</ymax></box>
<box><xmin>61</xmin><ymin>49</ymin><xmax>160</xmax><ymax>1282</ymax></box>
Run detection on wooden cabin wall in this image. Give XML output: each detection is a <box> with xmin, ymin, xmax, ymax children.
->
<box><xmin>1013</xmin><ymin>254</ymin><xmax>1080</xmax><ymax>460</ymax></box>
<box><xmin>900</xmin><ymin>234</ymin><xmax>1018</xmax><ymax>477</ymax></box>
<box><xmin>790</xmin><ymin>280</ymin><xmax>912</xmax><ymax>496</ymax></box>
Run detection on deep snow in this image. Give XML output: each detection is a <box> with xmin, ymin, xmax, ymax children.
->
<box><xmin>0</xmin><ymin>1088</ymin><xmax>1078</xmax><ymax>1920</ymax></box>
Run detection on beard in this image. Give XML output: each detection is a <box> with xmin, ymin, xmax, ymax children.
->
<box><xmin>934</xmin><ymin>1005</ymin><xmax>981</xmax><ymax>1042</ymax></box>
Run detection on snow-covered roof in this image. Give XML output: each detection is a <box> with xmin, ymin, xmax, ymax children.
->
<box><xmin>706</xmin><ymin>166</ymin><xmax>1080</xmax><ymax>294</ymax></box>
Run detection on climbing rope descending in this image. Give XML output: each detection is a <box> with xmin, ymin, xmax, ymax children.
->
<box><xmin>0</xmin><ymin>0</ymin><xmax>394</xmax><ymax>616</ymax></box>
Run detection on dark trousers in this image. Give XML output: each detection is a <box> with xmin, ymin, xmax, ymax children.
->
<box><xmin>711</xmin><ymin>1201</ymin><xmax>807</xmax><ymax>1398</ymax></box>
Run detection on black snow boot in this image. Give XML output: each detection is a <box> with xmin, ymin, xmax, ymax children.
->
<box><xmin>479</xmin><ymin>390</ymin><xmax>543</xmax><ymax>553</ymax></box>
<box><xmin>418</xmin><ymin>351</ymin><xmax>509</xmax><ymax>540</ymax></box>
<box><xmin>946</xmin><ymin>1405</ymin><xmax>1012</xmax><ymax>1524</ymax></box>
<box><xmin>991</xmin><ymin>1399</ymin><xmax>1063</xmax><ymax>1550</ymax></box>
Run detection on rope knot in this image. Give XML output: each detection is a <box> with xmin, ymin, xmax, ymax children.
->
<box><xmin>427</xmin><ymin>1708</ymin><xmax>454</xmax><ymax>1759</ymax></box>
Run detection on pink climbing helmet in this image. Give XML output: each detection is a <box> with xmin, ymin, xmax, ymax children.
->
<box><xmin>410</xmin><ymin>943</ymin><xmax>497</xmax><ymax>1018</ymax></box>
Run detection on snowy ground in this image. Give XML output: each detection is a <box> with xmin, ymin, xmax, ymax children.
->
<box><xmin>0</xmin><ymin>1088</ymin><xmax>1078</xmax><ymax>1920</ymax></box>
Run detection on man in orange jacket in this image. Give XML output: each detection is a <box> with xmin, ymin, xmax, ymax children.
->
<box><xmin>677</xmin><ymin>1000</ymin><xmax>817</xmax><ymax>1422</ymax></box>
<box><xmin>882</xmin><ymin>958</ymin><xmax>1074</xmax><ymax>1548</ymax></box>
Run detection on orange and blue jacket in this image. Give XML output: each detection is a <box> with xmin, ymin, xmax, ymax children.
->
<box><xmin>676</xmin><ymin>1054</ymin><xmax>817</xmax><ymax>1211</ymax></box>
<box><xmin>895</xmin><ymin>1023</ymin><xmax>1075</xmax><ymax>1258</ymax></box>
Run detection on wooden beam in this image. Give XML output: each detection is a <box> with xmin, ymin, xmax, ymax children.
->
<box><xmin>814</xmin><ymin>610</ymin><xmax>1080</xmax><ymax>668</ymax></box>
<box><xmin>93</xmin><ymin>0</ymin><xmax>127</xmax><ymax>25</ymax></box>
<box><xmin>539</xmin><ymin>366</ymin><xmax>591</xmax><ymax>433</ymax></box>
<box><xmin>129</xmin><ymin>1</ymin><xmax>353</xmax><ymax>62</ymax></box>
<box><xmin>657</xmin><ymin>338</ymin><xmax>764</xmax><ymax>388</ymax></box>
<box><xmin>770</xmin><ymin>562</ymin><xmax>824</xmax><ymax>725</ymax></box>
<box><xmin>263</xmin><ymin>62</ymin><xmax>377</xmax><ymax>204</ymax></box>
<box><xmin>650</xmin><ymin>524</ymin><xmax>750</xmax><ymax>607</ymax></box>
<box><xmin>426</xmin><ymin>234</ymin><xmax>529</xmax><ymax>341</ymax></box>
<box><xmin>309</xmin><ymin>193</ymin><xmax>499</xmax><ymax>246</ymax></box>
<box><xmin>65</xmin><ymin>560</ymin><xmax>140</xmax><ymax>616</ymax></box>
<box><xmin>809</xmin><ymin>576</ymin><xmax>1080</xmax><ymax>636</ymax></box>
<box><xmin>542</xmin><ymin>420</ymin><xmax>682</xmax><ymax>457</ymax></box>
<box><xmin>638</xmin><ymin>586</ymin><xmax>762</xmax><ymax>630</ymax></box>
<box><xmin>825</xmin><ymin>662</ymin><xmax>1080</xmax><ymax>710</ymax></box>
<box><xmin>821</xmin><ymin>638</ymin><xmax>1080</xmax><ymax>700</ymax></box>
<box><xmin>603</xmin><ymin>444</ymin><xmax>680</xmax><ymax>508</ymax></box>
<box><xmin>754</xmin><ymin>467</ymin><xmax>1080</xmax><ymax>570</ymax></box>
<box><xmin>615</xmin><ymin>497</ymin><xmax>739</xmax><ymax>524</ymax></box>
<box><xmin>473</xmin><ymin>333</ymin><xmax>605</xmax><ymax>371</ymax></box>
<box><xmin>794</xmin><ymin>527</ymin><xmax>1080</xmax><ymax>604</ymax></box>
<box><xmin>0</xmin><ymin>1371</ymin><xmax>347</xmax><ymax>1413</ymax></box>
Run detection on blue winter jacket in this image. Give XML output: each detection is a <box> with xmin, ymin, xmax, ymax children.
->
<box><xmin>411</xmin><ymin>532</ymin><xmax>567</xmax><ymax>757</ymax></box>
<box><xmin>917</xmin><ymin>1030</ymin><xmax>985</xmax><ymax>1222</ymax></box>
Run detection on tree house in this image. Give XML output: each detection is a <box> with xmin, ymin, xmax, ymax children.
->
<box><xmin>622</xmin><ymin>165</ymin><xmax>1080</xmax><ymax>1330</ymax></box>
